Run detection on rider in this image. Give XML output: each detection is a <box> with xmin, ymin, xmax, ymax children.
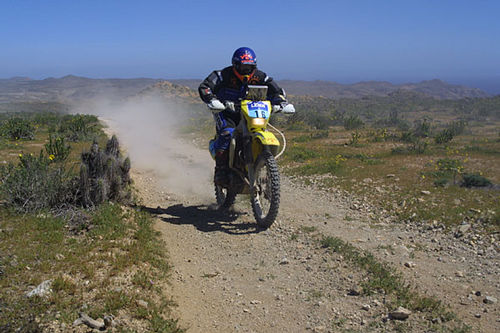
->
<box><xmin>199</xmin><ymin>47</ymin><xmax>288</xmax><ymax>186</ymax></box>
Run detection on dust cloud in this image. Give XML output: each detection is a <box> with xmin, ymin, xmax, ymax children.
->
<box><xmin>72</xmin><ymin>95</ymin><xmax>215</xmax><ymax>201</ymax></box>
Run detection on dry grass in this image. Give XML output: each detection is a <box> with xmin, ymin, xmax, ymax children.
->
<box><xmin>280</xmin><ymin>123</ymin><xmax>499</xmax><ymax>230</ymax></box>
<box><xmin>0</xmin><ymin>205</ymin><xmax>182</xmax><ymax>332</ymax></box>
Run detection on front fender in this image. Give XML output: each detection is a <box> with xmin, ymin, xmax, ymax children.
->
<box><xmin>252</xmin><ymin>132</ymin><xmax>280</xmax><ymax>160</ymax></box>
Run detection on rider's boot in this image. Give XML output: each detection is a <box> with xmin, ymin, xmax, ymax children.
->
<box><xmin>214</xmin><ymin>150</ymin><xmax>230</xmax><ymax>186</ymax></box>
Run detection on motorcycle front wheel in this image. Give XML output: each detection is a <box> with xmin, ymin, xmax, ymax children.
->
<box><xmin>251</xmin><ymin>150</ymin><xmax>280</xmax><ymax>229</ymax></box>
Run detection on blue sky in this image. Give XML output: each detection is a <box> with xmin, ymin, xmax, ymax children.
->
<box><xmin>1</xmin><ymin>0</ymin><xmax>499</xmax><ymax>92</ymax></box>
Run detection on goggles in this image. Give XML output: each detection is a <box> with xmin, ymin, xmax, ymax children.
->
<box><xmin>237</xmin><ymin>63</ymin><xmax>256</xmax><ymax>75</ymax></box>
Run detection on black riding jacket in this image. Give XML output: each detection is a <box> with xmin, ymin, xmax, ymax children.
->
<box><xmin>198</xmin><ymin>66</ymin><xmax>286</xmax><ymax>105</ymax></box>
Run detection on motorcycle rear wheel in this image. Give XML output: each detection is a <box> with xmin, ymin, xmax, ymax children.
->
<box><xmin>251</xmin><ymin>151</ymin><xmax>280</xmax><ymax>229</ymax></box>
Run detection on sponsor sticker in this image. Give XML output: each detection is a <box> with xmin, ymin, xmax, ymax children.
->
<box><xmin>247</xmin><ymin>101</ymin><xmax>269</xmax><ymax>118</ymax></box>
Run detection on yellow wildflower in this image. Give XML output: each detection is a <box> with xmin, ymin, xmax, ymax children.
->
<box><xmin>18</xmin><ymin>153</ymin><xmax>23</xmax><ymax>157</ymax></box>
<box><xmin>49</xmin><ymin>154</ymin><xmax>55</xmax><ymax>161</ymax></box>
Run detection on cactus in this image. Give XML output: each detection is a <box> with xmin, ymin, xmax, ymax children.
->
<box><xmin>121</xmin><ymin>157</ymin><xmax>131</xmax><ymax>184</ymax></box>
<box><xmin>79</xmin><ymin>136</ymin><xmax>131</xmax><ymax>207</ymax></box>
<box><xmin>105</xmin><ymin>135</ymin><xmax>120</xmax><ymax>157</ymax></box>
<box><xmin>94</xmin><ymin>178</ymin><xmax>108</xmax><ymax>205</ymax></box>
<box><xmin>79</xmin><ymin>164</ymin><xmax>90</xmax><ymax>207</ymax></box>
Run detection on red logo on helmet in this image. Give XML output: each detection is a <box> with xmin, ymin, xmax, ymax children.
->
<box><xmin>240</xmin><ymin>51</ymin><xmax>255</xmax><ymax>63</ymax></box>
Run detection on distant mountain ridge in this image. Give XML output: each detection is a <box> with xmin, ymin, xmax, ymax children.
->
<box><xmin>169</xmin><ymin>78</ymin><xmax>489</xmax><ymax>100</ymax></box>
<box><xmin>0</xmin><ymin>75</ymin><xmax>160</xmax><ymax>103</ymax></box>
<box><xmin>0</xmin><ymin>75</ymin><xmax>490</xmax><ymax>103</ymax></box>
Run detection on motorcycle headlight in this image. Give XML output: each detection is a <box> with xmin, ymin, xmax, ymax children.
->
<box><xmin>251</xmin><ymin>118</ymin><xmax>266</xmax><ymax>127</ymax></box>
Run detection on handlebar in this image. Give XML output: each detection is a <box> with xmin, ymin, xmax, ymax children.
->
<box><xmin>207</xmin><ymin>99</ymin><xmax>295</xmax><ymax>115</ymax></box>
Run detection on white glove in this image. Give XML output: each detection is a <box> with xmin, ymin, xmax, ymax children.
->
<box><xmin>207</xmin><ymin>99</ymin><xmax>225</xmax><ymax>112</ymax></box>
<box><xmin>272</xmin><ymin>104</ymin><xmax>283</xmax><ymax>113</ymax></box>
<box><xmin>273</xmin><ymin>103</ymin><xmax>295</xmax><ymax>114</ymax></box>
<box><xmin>282</xmin><ymin>104</ymin><xmax>295</xmax><ymax>114</ymax></box>
<box><xmin>224</xmin><ymin>101</ymin><xmax>235</xmax><ymax>112</ymax></box>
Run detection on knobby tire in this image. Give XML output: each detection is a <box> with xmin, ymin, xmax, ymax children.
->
<box><xmin>215</xmin><ymin>181</ymin><xmax>236</xmax><ymax>210</ymax></box>
<box><xmin>251</xmin><ymin>151</ymin><xmax>280</xmax><ymax>229</ymax></box>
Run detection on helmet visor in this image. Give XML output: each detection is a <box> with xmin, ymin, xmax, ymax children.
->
<box><xmin>237</xmin><ymin>63</ymin><xmax>256</xmax><ymax>75</ymax></box>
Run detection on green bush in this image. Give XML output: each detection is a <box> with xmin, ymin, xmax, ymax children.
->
<box><xmin>413</xmin><ymin>119</ymin><xmax>431</xmax><ymax>138</ymax></box>
<box><xmin>0</xmin><ymin>152</ymin><xmax>77</xmax><ymax>212</ymax></box>
<box><xmin>434</xmin><ymin>158</ymin><xmax>464</xmax><ymax>184</ymax></box>
<box><xmin>413</xmin><ymin>140</ymin><xmax>428</xmax><ymax>154</ymax></box>
<box><xmin>448</xmin><ymin>120</ymin><xmax>468</xmax><ymax>136</ymax></box>
<box><xmin>0</xmin><ymin>134</ymin><xmax>131</xmax><ymax>212</ymax></box>
<box><xmin>348</xmin><ymin>131</ymin><xmax>361</xmax><ymax>145</ymax></box>
<box><xmin>433</xmin><ymin>178</ymin><xmax>449</xmax><ymax>187</ymax></box>
<box><xmin>400</xmin><ymin>131</ymin><xmax>416</xmax><ymax>143</ymax></box>
<box><xmin>461</xmin><ymin>173</ymin><xmax>492</xmax><ymax>188</ymax></box>
<box><xmin>308</xmin><ymin>113</ymin><xmax>333</xmax><ymax>130</ymax></box>
<box><xmin>32</xmin><ymin>112</ymin><xmax>63</xmax><ymax>128</ymax></box>
<box><xmin>435</xmin><ymin>128</ymin><xmax>454</xmax><ymax>144</ymax></box>
<box><xmin>45</xmin><ymin>134</ymin><xmax>71</xmax><ymax>162</ymax></box>
<box><xmin>437</xmin><ymin>158</ymin><xmax>463</xmax><ymax>173</ymax></box>
<box><xmin>370</xmin><ymin>128</ymin><xmax>389</xmax><ymax>142</ymax></box>
<box><xmin>1</xmin><ymin>117</ymin><xmax>35</xmax><ymax>140</ymax></box>
<box><xmin>286</xmin><ymin>121</ymin><xmax>309</xmax><ymax>131</ymax></box>
<box><xmin>285</xmin><ymin>146</ymin><xmax>319</xmax><ymax>162</ymax></box>
<box><xmin>292</xmin><ymin>135</ymin><xmax>312</xmax><ymax>143</ymax></box>
<box><xmin>295</xmin><ymin>154</ymin><xmax>346</xmax><ymax>175</ymax></box>
<box><xmin>353</xmin><ymin>153</ymin><xmax>383</xmax><ymax>165</ymax></box>
<box><xmin>58</xmin><ymin>114</ymin><xmax>100</xmax><ymax>141</ymax></box>
<box><xmin>391</xmin><ymin>140</ymin><xmax>428</xmax><ymax>155</ymax></box>
<box><xmin>373</xmin><ymin>111</ymin><xmax>410</xmax><ymax>130</ymax></box>
<box><xmin>434</xmin><ymin>120</ymin><xmax>468</xmax><ymax>144</ymax></box>
<box><xmin>343</xmin><ymin>115</ymin><xmax>364</xmax><ymax>130</ymax></box>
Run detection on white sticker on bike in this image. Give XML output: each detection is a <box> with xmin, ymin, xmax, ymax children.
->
<box><xmin>247</xmin><ymin>101</ymin><xmax>270</xmax><ymax>119</ymax></box>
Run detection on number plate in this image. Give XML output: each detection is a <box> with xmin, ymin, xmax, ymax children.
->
<box><xmin>247</xmin><ymin>101</ymin><xmax>270</xmax><ymax>119</ymax></box>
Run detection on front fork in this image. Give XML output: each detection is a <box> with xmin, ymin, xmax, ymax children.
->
<box><xmin>245</xmin><ymin>138</ymin><xmax>269</xmax><ymax>197</ymax></box>
<box><xmin>243</xmin><ymin>137</ymin><xmax>256</xmax><ymax>189</ymax></box>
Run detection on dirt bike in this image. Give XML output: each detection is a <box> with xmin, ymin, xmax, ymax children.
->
<box><xmin>208</xmin><ymin>85</ymin><xmax>295</xmax><ymax>229</ymax></box>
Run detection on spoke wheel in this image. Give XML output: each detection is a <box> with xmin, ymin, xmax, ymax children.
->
<box><xmin>251</xmin><ymin>151</ymin><xmax>280</xmax><ymax>229</ymax></box>
<box><xmin>214</xmin><ymin>180</ymin><xmax>236</xmax><ymax>210</ymax></box>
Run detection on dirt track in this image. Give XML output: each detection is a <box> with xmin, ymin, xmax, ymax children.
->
<box><xmin>131</xmin><ymin>166</ymin><xmax>499</xmax><ymax>332</ymax></box>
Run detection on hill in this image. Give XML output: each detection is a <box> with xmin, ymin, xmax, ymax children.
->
<box><xmin>137</xmin><ymin>80</ymin><xmax>199</xmax><ymax>101</ymax></box>
<box><xmin>0</xmin><ymin>76</ymin><xmax>491</xmax><ymax>105</ymax></box>
<box><xmin>169</xmin><ymin>78</ymin><xmax>489</xmax><ymax>100</ymax></box>
<box><xmin>0</xmin><ymin>75</ymin><xmax>160</xmax><ymax>103</ymax></box>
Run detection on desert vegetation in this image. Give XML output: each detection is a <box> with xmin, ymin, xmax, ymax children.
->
<box><xmin>0</xmin><ymin>110</ymin><xmax>181</xmax><ymax>332</ymax></box>
<box><xmin>275</xmin><ymin>95</ymin><xmax>499</xmax><ymax>233</ymax></box>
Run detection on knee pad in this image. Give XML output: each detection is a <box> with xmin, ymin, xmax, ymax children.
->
<box><xmin>214</xmin><ymin>127</ymin><xmax>234</xmax><ymax>151</ymax></box>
